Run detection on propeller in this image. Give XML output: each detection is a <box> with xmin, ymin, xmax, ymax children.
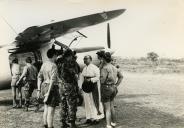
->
<box><xmin>0</xmin><ymin>43</ymin><xmax>14</xmax><ymax>49</ymax></box>
<box><xmin>107</xmin><ymin>23</ymin><xmax>111</xmax><ymax>48</ymax></box>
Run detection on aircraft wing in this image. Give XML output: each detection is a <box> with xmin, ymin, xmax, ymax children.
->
<box><xmin>15</xmin><ymin>9</ymin><xmax>125</xmax><ymax>46</ymax></box>
<box><xmin>72</xmin><ymin>46</ymin><xmax>105</xmax><ymax>53</ymax></box>
<box><xmin>41</xmin><ymin>9</ymin><xmax>125</xmax><ymax>38</ymax></box>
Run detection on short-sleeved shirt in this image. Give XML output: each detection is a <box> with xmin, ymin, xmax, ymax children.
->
<box><xmin>100</xmin><ymin>63</ymin><xmax>118</xmax><ymax>85</ymax></box>
<box><xmin>38</xmin><ymin>61</ymin><xmax>58</xmax><ymax>84</ymax></box>
<box><xmin>22</xmin><ymin>64</ymin><xmax>38</xmax><ymax>81</ymax></box>
<box><xmin>11</xmin><ymin>63</ymin><xmax>21</xmax><ymax>79</ymax></box>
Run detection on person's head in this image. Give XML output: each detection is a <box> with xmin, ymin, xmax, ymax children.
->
<box><xmin>63</xmin><ymin>49</ymin><xmax>74</xmax><ymax>62</ymax></box>
<box><xmin>96</xmin><ymin>50</ymin><xmax>105</xmax><ymax>60</ymax></box>
<box><xmin>26</xmin><ymin>57</ymin><xmax>32</xmax><ymax>64</ymax></box>
<box><xmin>12</xmin><ymin>58</ymin><xmax>18</xmax><ymax>64</ymax></box>
<box><xmin>96</xmin><ymin>50</ymin><xmax>105</xmax><ymax>65</ymax></box>
<box><xmin>102</xmin><ymin>52</ymin><xmax>112</xmax><ymax>64</ymax></box>
<box><xmin>47</xmin><ymin>48</ymin><xmax>57</xmax><ymax>61</ymax></box>
<box><xmin>83</xmin><ymin>55</ymin><xmax>92</xmax><ymax>65</ymax></box>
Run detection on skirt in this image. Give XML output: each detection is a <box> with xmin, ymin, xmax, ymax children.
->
<box><xmin>41</xmin><ymin>83</ymin><xmax>61</xmax><ymax>107</ymax></box>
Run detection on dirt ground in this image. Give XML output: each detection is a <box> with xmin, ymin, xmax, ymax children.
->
<box><xmin>0</xmin><ymin>72</ymin><xmax>184</xmax><ymax>128</ymax></box>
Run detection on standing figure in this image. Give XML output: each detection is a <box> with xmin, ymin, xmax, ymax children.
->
<box><xmin>16</xmin><ymin>57</ymin><xmax>38</xmax><ymax>111</ymax></box>
<box><xmin>37</xmin><ymin>48</ymin><xmax>60</xmax><ymax>128</ymax></box>
<box><xmin>11</xmin><ymin>58</ymin><xmax>22</xmax><ymax>108</ymax></box>
<box><xmin>100</xmin><ymin>52</ymin><xmax>123</xmax><ymax>128</ymax></box>
<box><xmin>59</xmin><ymin>49</ymin><xmax>80</xmax><ymax>128</ymax></box>
<box><xmin>80</xmin><ymin>55</ymin><xmax>104</xmax><ymax>124</ymax></box>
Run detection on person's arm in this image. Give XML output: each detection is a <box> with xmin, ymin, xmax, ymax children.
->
<box><xmin>37</xmin><ymin>65</ymin><xmax>44</xmax><ymax>98</ymax></box>
<box><xmin>78</xmin><ymin>69</ymin><xmax>84</xmax><ymax>89</ymax></box>
<box><xmin>91</xmin><ymin>66</ymin><xmax>100</xmax><ymax>83</ymax></box>
<box><xmin>44</xmin><ymin>65</ymin><xmax>58</xmax><ymax>102</ymax></box>
<box><xmin>115</xmin><ymin>69</ymin><xmax>123</xmax><ymax>87</ymax></box>
<box><xmin>16</xmin><ymin>66</ymin><xmax>27</xmax><ymax>85</ymax></box>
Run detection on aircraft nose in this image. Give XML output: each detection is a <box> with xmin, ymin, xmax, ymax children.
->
<box><xmin>0</xmin><ymin>49</ymin><xmax>11</xmax><ymax>89</ymax></box>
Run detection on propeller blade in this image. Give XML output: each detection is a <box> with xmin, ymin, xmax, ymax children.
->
<box><xmin>0</xmin><ymin>44</ymin><xmax>11</xmax><ymax>48</ymax></box>
<box><xmin>107</xmin><ymin>23</ymin><xmax>111</xmax><ymax>48</ymax></box>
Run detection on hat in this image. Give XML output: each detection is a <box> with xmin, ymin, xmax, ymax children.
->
<box><xmin>63</xmin><ymin>49</ymin><xmax>74</xmax><ymax>58</ymax></box>
<box><xmin>103</xmin><ymin>52</ymin><xmax>112</xmax><ymax>63</ymax></box>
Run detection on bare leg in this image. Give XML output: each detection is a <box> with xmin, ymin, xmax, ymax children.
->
<box><xmin>43</xmin><ymin>104</ymin><xmax>48</xmax><ymax>126</ymax></box>
<box><xmin>110</xmin><ymin>100</ymin><xmax>116</xmax><ymax>123</ymax></box>
<box><xmin>47</xmin><ymin>106</ymin><xmax>55</xmax><ymax>128</ymax></box>
<box><xmin>17</xmin><ymin>87</ymin><xmax>22</xmax><ymax>107</ymax></box>
<box><xmin>11</xmin><ymin>86</ymin><xmax>17</xmax><ymax>107</ymax></box>
<box><xmin>104</xmin><ymin>101</ymin><xmax>111</xmax><ymax>126</ymax></box>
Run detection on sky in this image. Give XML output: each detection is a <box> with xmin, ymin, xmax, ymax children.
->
<box><xmin>0</xmin><ymin>0</ymin><xmax>184</xmax><ymax>58</ymax></box>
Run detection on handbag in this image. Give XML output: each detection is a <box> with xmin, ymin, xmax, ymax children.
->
<box><xmin>82</xmin><ymin>77</ymin><xmax>96</xmax><ymax>93</ymax></box>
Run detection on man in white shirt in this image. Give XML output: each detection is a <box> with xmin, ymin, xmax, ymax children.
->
<box><xmin>79</xmin><ymin>55</ymin><xmax>104</xmax><ymax>124</ymax></box>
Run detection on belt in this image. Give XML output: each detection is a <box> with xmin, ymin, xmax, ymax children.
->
<box><xmin>101</xmin><ymin>83</ymin><xmax>114</xmax><ymax>86</ymax></box>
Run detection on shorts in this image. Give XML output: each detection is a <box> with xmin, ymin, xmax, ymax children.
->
<box><xmin>101</xmin><ymin>84</ymin><xmax>118</xmax><ymax>103</ymax></box>
<box><xmin>24</xmin><ymin>80</ymin><xmax>37</xmax><ymax>100</ymax></box>
<box><xmin>11</xmin><ymin>78</ymin><xmax>18</xmax><ymax>87</ymax></box>
<box><xmin>11</xmin><ymin>77</ymin><xmax>23</xmax><ymax>87</ymax></box>
<box><xmin>41</xmin><ymin>83</ymin><xmax>61</xmax><ymax>107</ymax></box>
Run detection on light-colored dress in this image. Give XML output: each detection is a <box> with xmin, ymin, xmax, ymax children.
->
<box><xmin>11</xmin><ymin>63</ymin><xmax>21</xmax><ymax>87</ymax></box>
<box><xmin>79</xmin><ymin>63</ymin><xmax>104</xmax><ymax>120</ymax></box>
<box><xmin>38</xmin><ymin>61</ymin><xmax>60</xmax><ymax>107</ymax></box>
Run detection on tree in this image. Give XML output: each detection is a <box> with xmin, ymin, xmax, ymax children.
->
<box><xmin>147</xmin><ymin>52</ymin><xmax>159</xmax><ymax>65</ymax></box>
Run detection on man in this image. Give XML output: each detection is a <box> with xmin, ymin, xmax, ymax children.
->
<box><xmin>17</xmin><ymin>57</ymin><xmax>38</xmax><ymax>111</ymax></box>
<box><xmin>59</xmin><ymin>49</ymin><xmax>80</xmax><ymax>128</ymax></box>
<box><xmin>79</xmin><ymin>55</ymin><xmax>104</xmax><ymax>124</ymax></box>
<box><xmin>100</xmin><ymin>52</ymin><xmax>123</xmax><ymax>128</ymax></box>
<box><xmin>37</xmin><ymin>48</ymin><xmax>60</xmax><ymax>128</ymax></box>
<box><xmin>96</xmin><ymin>50</ymin><xmax>105</xmax><ymax>69</ymax></box>
<box><xmin>11</xmin><ymin>58</ymin><xmax>22</xmax><ymax>108</ymax></box>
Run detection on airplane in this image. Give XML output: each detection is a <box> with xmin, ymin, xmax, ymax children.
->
<box><xmin>0</xmin><ymin>9</ymin><xmax>125</xmax><ymax>89</ymax></box>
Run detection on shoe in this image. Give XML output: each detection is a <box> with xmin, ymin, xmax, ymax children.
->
<box><xmin>111</xmin><ymin>122</ymin><xmax>117</xmax><ymax>127</ymax></box>
<box><xmin>34</xmin><ymin>105</ymin><xmax>40</xmax><ymax>112</ymax></box>
<box><xmin>43</xmin><ymin>124</ymin><xmax>48</xmax><ymax>128</ymax></box>
<box><xmin>106</xmin><ymin>125</ymin><xmax>113</xmax><ymax>128</ymax></box>
<box><xmin>12</xmin><ymin>104</ymin><xmax>17</xmax><ymax>108</ymax></box>
<box><xmin>17</xmin><ymin>104</ymin><xmax>22</xmax><ymax>108</ymax></box>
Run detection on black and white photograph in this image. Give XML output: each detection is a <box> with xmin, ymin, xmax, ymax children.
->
<box><xmin>0</xmin><ymin>0</ymin><xmax>184</xmax><ymax>128</ymax></box>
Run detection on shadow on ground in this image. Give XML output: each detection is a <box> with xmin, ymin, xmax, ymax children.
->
<box><xmin>0</xmin><ymin>94</ymin><xmax>184</xmax><ymax>128</ymax></box>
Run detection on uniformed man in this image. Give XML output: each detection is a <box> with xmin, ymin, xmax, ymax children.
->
<box><xmin>17</xmin><ymin>57</ymin><xmax>38</xmax><ymax>111</ymax></box>
<box><xmin>58</xmin><ymin>49</ymin><xmax>80</xmax><ymax>128</ymax></box>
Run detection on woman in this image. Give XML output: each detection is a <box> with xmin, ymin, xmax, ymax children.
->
<box><xmin>100</xmin><ymin>52</ymin><xmax>123</xmax><ymax>128</ymax></box>
<box><xmin>37</xmin><ymin>48</ymin><xmax>60</xmax><ymax>128</ymax></box>
<box><xmin>11</xmin><ymin>58</ymin><xmax>22</xmax><ymax>108</ymax></box>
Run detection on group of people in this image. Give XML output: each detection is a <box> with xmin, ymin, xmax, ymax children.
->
<box><xmin>11</xmin><ymin>57</ymin><xmax>38</xmax><ymax>111</ymax></box>
<box><xmin>10</xmin><ymin>46</ymin><xmax>123</xmax><ymax>128</ymax></box>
